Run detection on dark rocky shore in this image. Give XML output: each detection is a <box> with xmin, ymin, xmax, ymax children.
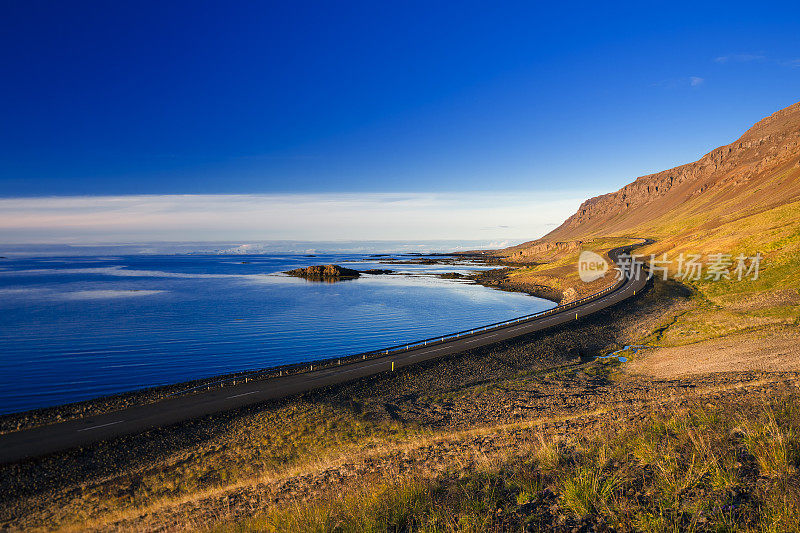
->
<box><xmin>470</xmin><ymin>267</ymin><xmax>563</xmax><ymax>303</ymax></box>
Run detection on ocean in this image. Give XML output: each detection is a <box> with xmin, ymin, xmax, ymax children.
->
<box><xmin>0</xmin><ymin>253</ymin><xmax>554</xmax><ymax>414</ymax></box>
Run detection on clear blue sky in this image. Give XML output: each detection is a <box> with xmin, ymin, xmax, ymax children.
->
<box><xmin>1</xmin><ymin>1</ymin><xmax>799</xmax><ymax>199</ymax></box>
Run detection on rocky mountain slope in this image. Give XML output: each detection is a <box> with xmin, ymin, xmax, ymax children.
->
<box><xmin>493</xmin><ymin>101</ymin><xmax>800</xmax><ymax>350</ymax></box>
<box><xmin>500</xmin><ymin>101</ymin><xmax>800</xmax><ymax>304</ymax></box>
<box><xmin>543</xmin><ymin>100</ymin><xmax>800</xmax><ymax>243</ymax></box>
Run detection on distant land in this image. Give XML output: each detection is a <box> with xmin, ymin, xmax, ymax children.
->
<box><xmin>0</xmin><ymin>239</ymin><xmax>517</xmax><ymax>257</ymax></box>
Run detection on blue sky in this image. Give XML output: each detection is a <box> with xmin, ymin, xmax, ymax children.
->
<box><xmin>1</xmin><ymin>1</ymin><xmax>799</xmax><ymax>244</ymax></box>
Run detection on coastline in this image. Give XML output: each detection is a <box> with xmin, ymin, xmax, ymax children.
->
<box><xmin>0</xmin><ymin>254</ymin><xmax>559</xmax><ymax>435</ymax></box>
<box><xmin>12</xmin><ymin>275</ymin><xmax>800</xmax><ymax>532</ymax></box>
<box><xmin>470</xmin><ymin>266</ymin><xmax>564</xmax><ymax>303</ymax></box>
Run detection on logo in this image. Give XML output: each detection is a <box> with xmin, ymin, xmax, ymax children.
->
<box><xmin>578</xmin><ymin>250</ymin><xmax>608</xmax><ymax>282</ymax></box>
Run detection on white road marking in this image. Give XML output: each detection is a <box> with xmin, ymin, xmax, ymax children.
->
<box><xmin>226</xmin><ymin>390</ymin><xmax>260</xmax><ymax>399</ymax></box>
<box><xmin>77</xmin><ymin>420</ymin><xmax>124</xmax><ymax>432</ymax></box>
<box><xmin>416</xmin><ymin>346</ymin><xmax>450</xmax><ymax>356</ymax></box>
<box><xmin>463</xmin><ymin>333</ymin><xmax>499</xmax><ymax>344</ymax></box>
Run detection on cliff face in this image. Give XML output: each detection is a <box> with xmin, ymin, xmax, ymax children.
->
<box><xmin>541</xmin><ymin>101</ymin><xmax>800</xmax><ymax>243</ymax></box>
<box><xmin>500</xmin><ymin>240</ymin><xmax>583</xmax><ymax>262</ymax></box>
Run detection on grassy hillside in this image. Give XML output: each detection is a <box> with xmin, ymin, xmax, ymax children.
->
<box><xmin>502</xmin><ymin>237</ymin><xmax>637</xmax><ymax>302</ymax></box>
<box><xmin>217</xmin><ymin>392</ymin><xmax>800</xmax><ymax>532</ymax></box>
<box><xmin>500</xmin><ymin>102</ymin><xmax>800</xmax><ymax>347</ymax></box>
<box><xmin>628</xmin><ymin>198</ymin><xmax>800</xmax><ymax>347</ymax></box>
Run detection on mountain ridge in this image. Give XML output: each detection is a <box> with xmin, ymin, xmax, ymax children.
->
<box><xmin>519</xmin><ymin>101</ymin><xmax>800</xmax><ymax>246</ymax></box>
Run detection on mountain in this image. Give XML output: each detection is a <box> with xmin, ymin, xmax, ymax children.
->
<box><xmin>501</xmin><ymin>101</ymin><xmax>800</xmax><ymax>299</ymax></box>
<box><xmin>491</xmin><ymin>98</ymin><xmax>800</xmax><ymax>350</ymax></box>
<box><xmin>542</xmin><ymin>101</ymin><xmax>800</xmax><ymax>244</ymax></box>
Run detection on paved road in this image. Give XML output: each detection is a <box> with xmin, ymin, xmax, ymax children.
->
<box><xmin>0</xmin><ymin>242</ymin><xmax>650</xmax><ymax>464</ymax></box>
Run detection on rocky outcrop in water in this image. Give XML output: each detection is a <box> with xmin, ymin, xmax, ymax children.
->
<box><xmin>285</xmin><ymin>264</ymin><xmax>361</xmax><ymax>281</ymax></box>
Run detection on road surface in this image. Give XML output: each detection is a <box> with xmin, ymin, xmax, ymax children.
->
<box><xmin>0</xmin><ymin>241</ymin><xmax>650</xmax><ymax>464</ymax></box>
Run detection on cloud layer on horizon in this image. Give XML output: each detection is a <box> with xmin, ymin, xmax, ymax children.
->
<box><xmin>0</xmin><ymin>192</ymin><xmax>593</xmax><ymax>244</ymax></box>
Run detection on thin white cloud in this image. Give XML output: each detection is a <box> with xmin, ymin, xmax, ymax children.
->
<box><xmin>0</xmin><ymin>192</ymin><xmax>594</xmax><ymax>244</ymax></box>
<box><xmin>714</xmin><ymin>54</ymin><xmax>766</xmax><ymax>64</ymax></box>
<box><xmin>715</xmin><ymin>53</ymin><xmax>800</xmax><ymax>68</ymax></box>
<box><xmin>652</xmin><ymin>76</ymin><xmax>706</xmax><ymax>89</ymax></box>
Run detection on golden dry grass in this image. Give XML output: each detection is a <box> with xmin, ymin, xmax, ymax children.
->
<box><xmin>211</xmin><ymin>391</ymin><xmax>800</xmax><ymax>533</ymax></box>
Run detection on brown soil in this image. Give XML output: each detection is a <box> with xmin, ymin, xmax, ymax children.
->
<box><xmin>627</xmin><ymin>326</ymin><xmax>800</xmax><ymax>378</ymax></box>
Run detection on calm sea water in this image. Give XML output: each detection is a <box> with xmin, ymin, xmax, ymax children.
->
<box><xmin>0</xmin><ymin>254</ymin><xmax>553</xmax><ymax>414</ymax></box>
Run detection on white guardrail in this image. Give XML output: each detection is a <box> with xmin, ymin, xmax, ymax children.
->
<box><xmin>171</xmin><ymin>242</ymin><xmax>649</xmax><ymax>397</ymax></box>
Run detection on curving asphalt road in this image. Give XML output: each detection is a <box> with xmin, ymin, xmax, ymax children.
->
<box><xmin>0</xmin><ymin>241</ymin><xmax>650</xmax><ymax>464</ymax></box>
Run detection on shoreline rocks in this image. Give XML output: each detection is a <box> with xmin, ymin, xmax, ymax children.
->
<box><xmin>285</xmin><ymin>264</ymin><xmax>361</xmax><ymax>281</ymax></box>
